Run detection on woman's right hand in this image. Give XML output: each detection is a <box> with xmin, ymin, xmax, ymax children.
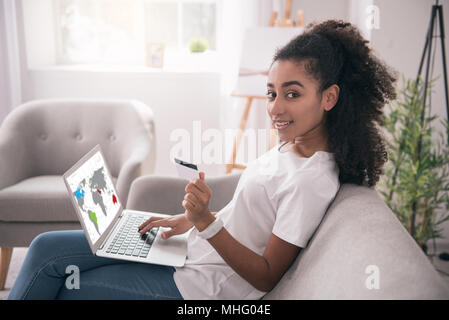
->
<box><xmin>138</xmin><ymin>212</ymin><xmax>194</xmax><ymax>240</ymax></box>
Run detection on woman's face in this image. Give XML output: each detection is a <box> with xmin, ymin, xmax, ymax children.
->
<box><xmin>266</xmin><ymin>59</ymin><xmax>331</xmax><ymax>144</ymax></box>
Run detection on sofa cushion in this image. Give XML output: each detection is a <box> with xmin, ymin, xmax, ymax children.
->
<box><xmin>0</xmin><ymin>175</ymin><xmax>117</xmax><ymax>222</ymax></box>
<box><xmin>263</xmin><ymin>184</ymin><xmax>449</xmax><ymax>299</ymax></box>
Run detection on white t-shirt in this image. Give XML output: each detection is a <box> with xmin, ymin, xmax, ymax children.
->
<box><xmin>173</xmin><ymin>144</ymin><xmax>340</xmax><ymax>300</ymax></box>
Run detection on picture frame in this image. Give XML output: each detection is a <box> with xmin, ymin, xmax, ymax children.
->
<box><xmin>146</xmin><ymin>43</ymin><xmax>165</xmax><ymax>68</ymax></box>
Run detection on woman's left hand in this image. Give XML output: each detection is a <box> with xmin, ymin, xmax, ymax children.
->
<box><xmin>182</xmin><ymin>172</ymin><xmax>213</xmax><ymax>226</ymax></box>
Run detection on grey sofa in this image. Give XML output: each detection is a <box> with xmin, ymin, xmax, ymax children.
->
<box><xmin>126</xmin><ymin>172</ymin><xmax>449</xmax><ymax>299</ymax></box>
<box><xmin>0</xmin><ymin>98</ymin><xmax>156</xmax><ymax>289</ymax></box>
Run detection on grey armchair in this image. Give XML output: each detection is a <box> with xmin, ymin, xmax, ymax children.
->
<box><xmin>126</xmin><ymin>173</ymin><xmax>449</xmax><ymax>299</ymax></box>
<box><xmin>0</xmin><ymin>98</ymin><xmax>156</xmax><ymax>289</ymax></box>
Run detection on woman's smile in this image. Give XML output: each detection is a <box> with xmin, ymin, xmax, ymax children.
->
<box><xmin>273</xmin><ymin>120</ymin><xmax>294</xmax><ymax>130</ymax></box>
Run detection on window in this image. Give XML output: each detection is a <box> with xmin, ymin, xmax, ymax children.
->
<box><xmin>53</xmin><ymin>0</ymin><xmax>217</xmax><ymax>65</ymax></box>
<box><xmin>145</xmin><ymin>0</ymin><xmax>216</xmax><ymax>50</ymax></box>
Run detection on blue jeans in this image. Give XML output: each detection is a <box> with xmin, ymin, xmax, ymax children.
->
<box><xmin>8</xmin><ymin>230</ymin><xmax>184</xmax><ymax>300</ymax></box>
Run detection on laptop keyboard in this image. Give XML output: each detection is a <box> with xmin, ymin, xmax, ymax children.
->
<box><xmin>106</xmin><ymin>215</ymin><xmax>159</xmax><ymax>258</ymax></box>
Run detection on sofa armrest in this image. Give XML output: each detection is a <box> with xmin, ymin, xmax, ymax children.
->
<box><xmin>126</xmin><ymin>172</ymin><xmax>242</xmax><ymax>215</ymax></box>
<box><xmin>0</xmin><ymin>126</ymin><xmax>31</xmax><ymax>190</ymax></box>
<box><xmin>115</xmin><ymin>141</ymin><xmax>153</xmax><ymax>207</ymax></box>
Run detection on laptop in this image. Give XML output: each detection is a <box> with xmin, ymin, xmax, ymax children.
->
<box><xmin>63</xmin><ymin>145</ymin><xmax>188</xmax><ymax>267</ymax></box>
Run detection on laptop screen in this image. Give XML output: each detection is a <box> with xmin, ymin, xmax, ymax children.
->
<box><xmin>65</xmin><ymin>150</ymin><xmax>121</xmax><ymax>245</ymax></box>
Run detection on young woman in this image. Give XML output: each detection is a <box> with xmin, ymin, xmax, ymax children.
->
<box><xmin>8</xmin><ymin>19</ymin><xmax>397</xmax><ymax>300</ymax></box>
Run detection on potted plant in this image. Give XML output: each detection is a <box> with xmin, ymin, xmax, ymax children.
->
<box><xmin>377</xmin><ymin>75</ymin><xmax>449</xmax><ymax>255</ymax></box>
<box><xmin>188</xmin><ymin>38</ymin><xmax>209</xmax><ymax>53</ymax></box>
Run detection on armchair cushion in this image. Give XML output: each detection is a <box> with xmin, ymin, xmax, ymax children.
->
<box><xmin>0</xmin><ymin>175</ymin><xmax>117</xmax><ymax>222</ymax></box>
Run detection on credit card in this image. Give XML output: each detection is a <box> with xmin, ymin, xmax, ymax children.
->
<box><xmin>174</xmin><ymin>157</ymin><xmax>200</xmax><ymax>181</ymax></box>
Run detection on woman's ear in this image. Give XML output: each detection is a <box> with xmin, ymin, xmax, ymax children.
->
<box><xmin>322</xmin><ymin>84</ymin><xmax>340</xmax><ymax>111</ymax></box>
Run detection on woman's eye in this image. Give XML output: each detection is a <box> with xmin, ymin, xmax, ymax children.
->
<box><xmin>266</xmin><ymin>91</ymin><xmax>276</xmax><ymax>99</ymax></box>
<box><xmin>287</xmin><ymin>92</ymin><xmax>299</xmax><ymax>98</ymax></box>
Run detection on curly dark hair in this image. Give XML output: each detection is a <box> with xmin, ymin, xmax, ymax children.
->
<box><xmin>273</xmin><ymin>20</ymin><xmax>398</xmax><ymax>187</ymax></box>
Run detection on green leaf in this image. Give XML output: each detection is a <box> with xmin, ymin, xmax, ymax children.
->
<box><xmin>380</xmin><ymin>74</ymin><xmax>449</xmax><ymax>251</ymax></box>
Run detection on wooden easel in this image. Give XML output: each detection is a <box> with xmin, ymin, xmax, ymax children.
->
<box><xmin>269</xmin><ymin>0</ymin><xmax>305</xmax><ymax>28</ymax></box>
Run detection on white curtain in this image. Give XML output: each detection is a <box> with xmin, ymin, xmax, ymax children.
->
<box><xmin>0</xmin><ymin>0</ymin><xmax>22</xmax><ymax>125</ymax></box>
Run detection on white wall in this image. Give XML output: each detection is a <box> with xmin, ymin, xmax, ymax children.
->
<box><xmin>370</xmin><ymin>0</ymin><xmax>449</xmax><ymax>247</ymax></box>
<box><xmin>371</xmin><ymin>0</ymin><xmax>449</xmax><ymax>136</ymax></box>
<box><xmin>371</xmin><ymin>0</ymin><xmax>449</xmax><ymax>153</ymax></box>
